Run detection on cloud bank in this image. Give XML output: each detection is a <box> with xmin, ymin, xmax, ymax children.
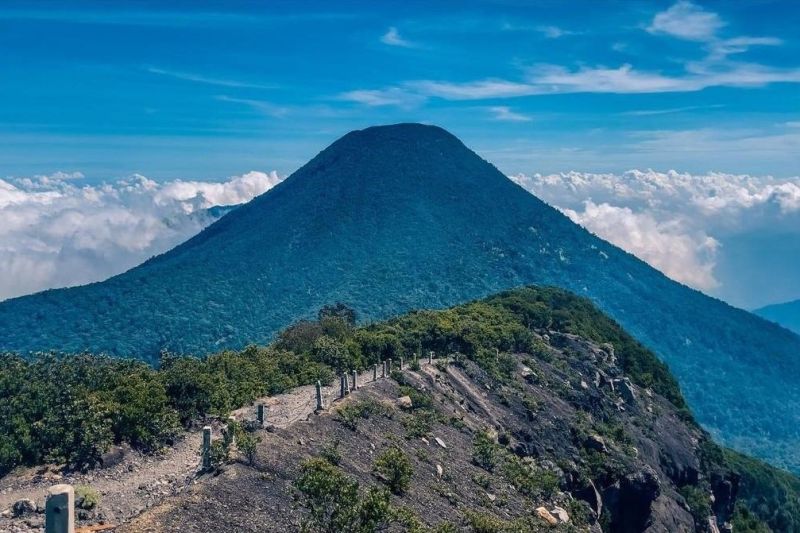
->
<box><xmin>511</xmin><ymin>170</ymin><xmax>800</xmax><ymax>295</ymax></box>
<box><xmin>0</xmin><ymin>171</ymin><xmax>282</xmax><ymax>301</ymax></box>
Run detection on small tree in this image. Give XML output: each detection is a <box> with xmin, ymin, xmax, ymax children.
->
<box><xmin>373</xmin><ymin>447</ymin><xmax>413</xmax><ymax>495</ymax></box>
<box><xmin>236</xmin><ymin>430</ymin><xmax>261</xmax><ymax>466</ymax></box>
<box><xmin>313</xmin><ymin>335</ymin><xmax>351</xmax><ymax>373</ymax></box>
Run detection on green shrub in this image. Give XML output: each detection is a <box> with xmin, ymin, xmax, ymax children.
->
<box><xmin>319</xmin><ymin>439</ymin><xmax>342</xmax><ymax>466</ymax></box>
<box><xmin>402</xmin><ymin>410</ymin><xmax>440</xmax><ymax>438</ymax></box>
<box><xmin>207</xmin><ymin>440</ymin><xmax>230</xmax><ymax>471</ymax></box>
<box><xmin>472</xmin><ymin>431</ymin><xmax>499</xmax><ymax>472</ymax></box>
<box><xmin>679</xmin><ymin>485</ymin><xmax>712</xmax><ymax>526</ymax></box>
<box><xmin>373</xmin><ymin>447</ymin><xmax>413</xmax><ymax>495</ymax></box>
<box><xmin>501</xmin><ymin>454</ymin><xmax>559</xmax><ymax>499</ymax></box>
<box><xmin>295</xmin><ymin>457</ymin><xmax>391</xmax><ymax>532</ymax></box>
<box><xmin>235</xmin><ymin>427</ymin><xmax>261</xmax><ymax>466</ymax></box>
<box><xmin>74</xmin><ymin>485</ymin><xmax>100</xmax><ymax>510</ymax></box>
<box><xmin>398</xmin><ymin>385</ymin><xmax>434</xmax><ymax>411</ymax></box>
<box><xmin>336</xmin><ymin>399</ymin><xmax>388</xmax><ymax>431</ymax></box>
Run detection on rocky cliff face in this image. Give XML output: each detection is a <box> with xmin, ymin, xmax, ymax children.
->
<box><xmin>113</xmin><ymin>329</ymin><xmax>735</xmax><ymax>532</ymax></box>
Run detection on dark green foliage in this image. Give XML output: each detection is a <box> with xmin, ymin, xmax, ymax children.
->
<box><xmin>401</xmin><ymin>410</ymin><xmax>440</xmax><ymax>439</ymax></box>
<box><xmin>730</xmin><ymin>503</ymin><xmax>772</xmax><ymax>533</ymax></box>
<box><xmin>335</xmin><ymin>399</ymin><xmax>388</xmax><ymax>431</ymax></box>
<box><xmin>723</xmin><ymin>448</ymin><xmax>800</xmax><ymax>532</ymax></box>
<box><xmin>0</xmin><ymin>346</ymin><xmax>330</xmax><ymax>476</ymax></box>
<box><xmin>373</xmin><ymin>447</ymin><xmax>413</xmax><ymax>495</ymax></box>
<box><xmin>319</xmin><ymin>440</ymin><xmax>342</xmax><ymax>466</ymax></box>
<box><xmin>679</xmin><ymin>485</ymin><xmax>712</xmax><ymax>526</ymax></box>
<box><xmin>74</xmin><ymin>485</ymin><xmax>100</xmax><ymax>510</ymax></box>
<box><xmin>398</xmin><ymin>384</ymin><xmax>434</xmax><ymax>411</ymax></box>
<box><xmin>295</xmin><ymin>457</ymin><xmax>392</xmax><ymax>533</ymax></box>
<box><xmin>501</xmin><ymin>453</ymin><xmax>559</xmax><ymax>499</ymax></box>
<box><xmin>235</xmin><ymin>424</ymin><xmax>261</xmax><ymax>466</ymax></box>
<box><xmin>472</xmin><ymin>431</ymin><xmax>499</xmax><ymax>472</ymax></box>
<box><xmin>318</xmin><ymin>303</ymin><xmax>357</xmax><ymax>327</ymax></box>
<box><xmin>206</xmin><ymin>440</ymin><xmax>230</xmax><ymax>471</ymax></box>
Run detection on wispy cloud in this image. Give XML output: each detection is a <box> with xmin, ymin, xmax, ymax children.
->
<box><xmin>146</xmin><ymin>67</ymin><xmax>277</xmax><ymax>89</ymax></box>
<box><xmin>338</xmin><ymin>87</ymin><xmax>425</xmax><ymax>108</ymax></box>
<box><xmin>536</xmin><ymin>25</ymin><xmax>577</xmax><ymax>39</ymax></box>
<box><xmin>647</xmin><ymin>1</ymin><xmax>724</xmax><ymax>41</ymax></box>
<box><xmin>343</xmin><ymin>2</ymin><xmax>797</xmax><ymax>106</ymax></box>
<box><xmin>380</xmin><ymin>26</ymin><xmax>415</xmax><ymax>48</ymax></box>
<box><xmin>215</xmin><ymin>95</ymin><xmax>289</xmax><ymax>118</ymax></box>
<box><xmin>647</xmin><ymin>2</ymin><xmax>782</xmax><ymax>61</ymax></box>
<box><xmin>622</xmin><ymin>104</ymin><xmax>723</xmax><ymax>116</ymax></box>
<box><xmin>487</xmin><ymin>106</ymin><xmax>532</xmax><ymax>122</ymax></box>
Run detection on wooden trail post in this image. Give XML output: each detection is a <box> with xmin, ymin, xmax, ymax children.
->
<box><xmin>226</xmin><ymin>416</ymin><xmax>236</xmax><ymax>446</ymax></box>
<box><xmin>399</xmin><ymin>357</ymin><xmax>404</xmax><ymax>370</ymax></box>
<box><xmin>373</xmin><ymin>364</ymin><xmax>378</xmax><ymax>381</ymax></box>
<box><xmin>45</xmin><ymin>484</ymin><xmax>74</xmax><ymax>533</ymax></box>
<box><xmin>352</xmin><ymin>369</ymin><xmax>358</xmax><ymax>390</ymax></box>
<box><xmin>381</xmin><ymin>361</ymin><xmax>386</xmax><ymax>378</ymax></box>
<box><xmin>257</xmin><ymin>404</ymin><xmax>265</xmax><ymax>426</ymax></box>
<box><xmin>429</xmin><ymin>351</ymin><xmax>434</xmax><ymax>364</ymax></box>
<box><xmin>202</xmin><ymin>426</ymin><xmax>212</xmax><ymax>470</ymax></box>
<box><xmin>315</xmin><ymin>380</ymin><xmax>324</xmax><ymax>411</ymax></box>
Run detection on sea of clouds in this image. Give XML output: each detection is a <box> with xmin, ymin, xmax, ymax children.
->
<box><xmin>2</xmin><ymin>168</ymin><xmax>799</xmax><ymax>308</ymax></box>
<box><xmin>511</xmin><ymin>169</ymin><xmax>800</xmax><ymax>306</ymax></box>
<box><xmin>0</xmin><ymin>171</ymin><xmax>282</xmax><ymax>301</ymax></box>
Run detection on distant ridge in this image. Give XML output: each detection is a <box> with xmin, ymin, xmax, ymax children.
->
<box><xmin>754</xmin><ymin>299</ymin><xmax>800</xmax><ymax>335</ymax></box>
<box><xmin>2</xmin><ymin>123</ymin><xmax>800</xmax><ymax>470</ymax></box>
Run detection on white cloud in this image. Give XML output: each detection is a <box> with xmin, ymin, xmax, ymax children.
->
<box><xmin>145</xmin><ymin>66</ymin><xmax>277</xmax><ymax>89</ymax></box>
<box><xmin>338</xmin><ymin>87</ymin><xmax>425</xmax><ymax>108</ymax></box>
<box><xmin>647</xmin><ymin>1</ymin><xmax>724</xmax><ymax>41</ymax></box>
<box><xmin>487</xmin><ymin>106</ymin><xmax>531</xmax><ymax>122</ymax></box>
<box><xmin>380</xmin><ymin>27</ymin><xmax>414</xmax><ymax>47</ymax></box>
<box><xmin>215</xmin><ymin>95</ymin><xmax>289</xmax><ymax>117</ymax></box>
<box><xmin>537</xmin><ymin>26</ymin><xmax>574</xmax><ymax>39</ymax></box>
<box><xmin>343</xmin><ymin>2</ymin><xmax>796</xmax><ymax>106</ymax></box>
<box><xmin>511</xmin><ymin>169</ymin><xmax>800</xmax><ymax>292</ymax></box>
<box><xmin>0</xmin><ymin>171</ymin><xmax>283</xmax><ymax>301</ymax></box>
<box><xmin>564</xmin><ymin>201</ymin><xmax>721</xmax><ymax>290</ymax></box>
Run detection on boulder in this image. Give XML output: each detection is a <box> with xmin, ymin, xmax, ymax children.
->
<box><xmin>535</xmin><ymin>506</ymin><xmax>558</xmax><ymax>525</ymax></box>
<box><xmin>100</xmin><ymin>444</ymin><xmax>127</xmax><ymax>468</ymax></box>
<box><xmin>586</xmin><ymin>435</ymin><xmax>608</xmax><ymax>453</ymax></box>
<box><xmin>619</xmin><ymin>378</ymin><xmax>637</xmax><ymax>404</ymax></box>
<box><xmin>551</xmin><ymin>506</ymin><xmax>570</xmax><ymax>523</ymax></box>
<box><xmin>12</xmin><ymin>499</ymin><xmax>36</xmax><ymax>517</ymax></box>
<box><xmin>396</xmin><ymin>395</ymin><xmax>413</xmax><ymax>410</ymax></box>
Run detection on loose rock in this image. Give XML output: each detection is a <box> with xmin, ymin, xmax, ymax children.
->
<box><xmin>535</xmin><ymin>506</ymin><xmax>559</xmax><ymax>525</ymax></box>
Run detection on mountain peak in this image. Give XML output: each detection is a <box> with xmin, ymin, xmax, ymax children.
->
<box><xmin>307</xmin><ymin>123</ymin><xmax>473</xmax><ymax>168</ymax></box>
<box><xmin>340</xmin><ymin>123</ymin><xmax>460</xmax><ymax>144</ymax></box>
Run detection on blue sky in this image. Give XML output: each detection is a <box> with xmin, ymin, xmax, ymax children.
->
<box><xmin>1</xmin><ymin>0</ymin><xmax>799</xmax><ymax>180</ymax></box>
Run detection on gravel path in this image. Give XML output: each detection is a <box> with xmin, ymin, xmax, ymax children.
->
<box><xmin>0</xmin><ymin>360</ymin><xmax>428</xmax><ymax>532</ymax></box>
